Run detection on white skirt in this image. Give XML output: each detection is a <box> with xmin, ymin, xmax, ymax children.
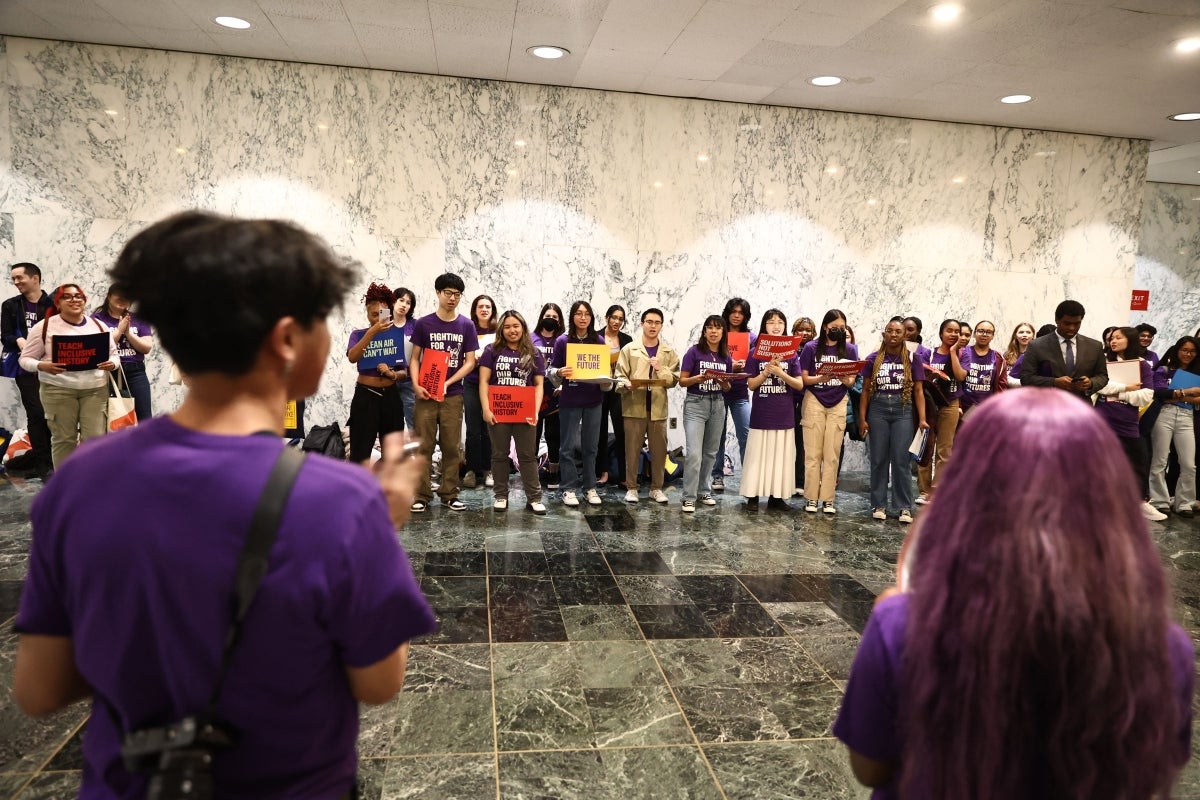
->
<box><xmin>741</xmin><ymin>428</ymin><xmax>796</xmax><ymax>498</ymax></box>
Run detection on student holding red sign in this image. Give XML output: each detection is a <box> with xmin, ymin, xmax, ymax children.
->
<box><xmin>712</xmin><ymin>298</ymin><xmax>754</xmax><ymax>491</ymax></box>
<box><xmin>479</xmin><ymin>310</ymin><xmax>546</xmax><ymax>514</ymax></box>
<box><xmin>743</xmin><ymin>309</ymin><xmax>805</xmax><ymax>510</ymax></box>
<box><xmin>19</xmin><ymin>283</ymin><xmax>119</xmax><ymax>468</ymax></box>
<box><xmin>798</xmin><ymin>309</ymin><xmax>859</xmax><ymax>514</ymax></box>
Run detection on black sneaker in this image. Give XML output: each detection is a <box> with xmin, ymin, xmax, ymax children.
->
<box><xmin>711</xmin><ymin>476</ymin><xmax>725</xmax><ymax>492</ymax></box>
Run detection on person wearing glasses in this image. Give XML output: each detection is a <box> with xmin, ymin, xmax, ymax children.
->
<box><xmin>615</xmin><ymin>308</ymin><xmax>680</xmax><ymax>505</ymax></box>
<box><xmin>550</xmin><ymin>301</ymin><xmax>610</xmax><ymax>507</ymax></box>
<box><xmin>954</xmin><ymin>320</ymin><xmax>1007</xmax><ymax>419</ymax></box>
<box><xmin>409</xmin><ymin>273</ymin><xmax>478</xmax><ymax>512</ymax></box>
<box><xmin>19</xmin><ymin>284</ymin><xmax>120</xmax><ymax>468</ymax></box>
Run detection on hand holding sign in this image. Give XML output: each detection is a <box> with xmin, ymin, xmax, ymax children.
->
<box><xmin>51</xmin><ymin>332</ymin><xmax>111</xmax><ymax>371</ymax></box>
<box><xmin>488</xmin><ymin>385</ymin><xmax>537</xmax><ymax>424</ymax></box>
<box><xmin>417</xmin><ymin>349</ymin><xmax>450</xmax><ymax>402</ymax></box>
<box><xmin>753</xmin><ymin>335</ymin><xmax>800</xmax><ymax>361</ymax></box>
<box><xmin>566</xmin><ymin>343</ymin><xmax>610</xmax><ymax>381</ymax></box>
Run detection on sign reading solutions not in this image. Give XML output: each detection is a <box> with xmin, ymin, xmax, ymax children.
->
<box><xmin>1130</xmin><ymin>290</ymin><xmax>1149</xmax><ymax>311</ymax></box>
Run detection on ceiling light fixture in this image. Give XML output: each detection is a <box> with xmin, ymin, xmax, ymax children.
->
<box><xmin>809</xmin><ymin>76</ymin><xmax>842</xmax><ymax>87</ymax></box>
<box><xmin>528</xmin><ymin>45</ymin><xmax>568</xmax><ymax>60</ymax></box>
<box><xmin>214</xmin><ymin>16</ymin><xmax>251</xmax><ymax>29</ymax></box>
<box><xmin>1169</xmin><ymin>112</ymin><xmax>1200</xmax><ymax>121</ymax></box>
<box><xmin>1000</xmin><ymin>94</ymin><xmax>1033</xmax><ymax>104</ymax></box>
<box><xmin>1175</xmin><ymin>37</ymin><xmax>1200</xmax><ymax>53</ymax></box>
<box><xmin>931</xmin><ymin>3</ymin><xmax>962</xmax><ymax>23</ymax></box>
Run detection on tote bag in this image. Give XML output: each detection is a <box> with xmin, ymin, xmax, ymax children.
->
<box><xmin>108</xmin><ymin>367</ymin><xmax>137</xmax><ymax>432</ymax></box>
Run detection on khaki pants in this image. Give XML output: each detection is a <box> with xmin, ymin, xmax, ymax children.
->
<box><xmin>801</xmin><ymin>393</ymin><xmax>846</xmax><ymax>503</ymax></box>
<box><xmin>40</xmin><ymin>382</ymin><xmax>108</xmax><ymax>468</ymax></box>
<box><xmin>918</xmin><ymin>400</ymin><xmax>960</xmax><ymax>495</ymax></box>
<box><xmin>414</xmin><ymin>394</ymin><xmax>464</xmax><ymax>503</ymax></box>
<box><xmin>624</xmin><ymin>417</ymin><xmax>667</xmax><ymax>491</ymax></box>
<box><xmin>488</xmin><ymin>421</ymin><xmax>541</xmax><ymax>502</ymax></box>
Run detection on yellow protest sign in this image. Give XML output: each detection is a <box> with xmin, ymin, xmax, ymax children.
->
<box><xmin>284</xmin><ymin>400</ymin><xmax>298</xmax><ymax>429</ymax></box>
<box><xmin>566</xmin><ymin>343</ymin><xmax>609</xmax><ymax>380</ymax></box>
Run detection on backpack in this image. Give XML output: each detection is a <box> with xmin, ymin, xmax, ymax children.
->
<box><xmin>302</xmin><ymin>423</ymin><xmax>346</xmax><ymax>460</ymax></box>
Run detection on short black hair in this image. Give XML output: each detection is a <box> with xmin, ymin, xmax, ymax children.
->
<box><xmin>903</xmin><ymin>316</ymin><xmax>923</xmax><ymax>332</ymax></box>
<box><xmin>434</xmin><ymin>272</ymin><xmax>465</xmax><ymax>293</ymax></box>
<box><xmin>393</xmin><ymin>287</ymin><xmax>416</xmax><ymax>315</ymax></box>
<box><xmin>1036</xmin><ymin>324</ymin><xmax>1056</xmax><ymax>337</ymax></box>
<box><xmin>1135</xmin><ymin>323</ymin><xmax>1157</xmax><ymax>337</ymax></box>
<box><xmin>641</xmin><ymin>308</ymin><xmax>664</xmax><ymax>323</ymax></box>
<box><xmin>10</xmin><ymin>262</ymin><xmax>40</xmax><ymax>280</ymax></box>
<box><xmin>108</xmin><ymin>211</ymin><xmax>355</xmax><ymax>376</ymax></box>
<box><xmin>1055</xmin><ymin>300</ymin><xmax>1086</xmax><ymax>319</ymax></box>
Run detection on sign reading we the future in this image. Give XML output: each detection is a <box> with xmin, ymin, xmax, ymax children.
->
<box><xmin>52</xmin><ymin>332</ymin><xmax>110</xmax><ymax>371</ymax></box>
<box><xmin>565</xmin><ymin>343</ymin><xmax>609</xmax><ymax>380</ymax></box>
<box><xmin>488</xmin><ymin>385</ymin><xmax>537</xmax><ymax>424</ymax></box>
<box><xmin>358</xmin><ymin>329</ymin><xmax>403</xmax><ymax>371</ymax></box>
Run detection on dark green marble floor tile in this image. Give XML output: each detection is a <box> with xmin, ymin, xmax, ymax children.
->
<box><xmin>573</xmin><ymin>641</ymin><xmax>664</xmax><ymax>688</ymax></box>
<box><xmin>704</xmin><ymin>739</ymin><xmax>863</xmax><ymax>799</ymax></box>
<box><xmin>499</xmin><ymin>746</ymin><xmax>722</xmax><ymax>800</ymax></box>
<box><xmin>652</xmin><ymin>638</ymin><xmax>826</xmax><ymax>686</ymax></box>
<box><xmin>675</xmin><ymin>681</ymin><xmax>843</xmax><ymax>743</ymax></box>
<box><xmin>561</xmin><ymin>605</ymin><xmax>642</xmax><ymax>641</ymax></box>
<box><xmin>485</xmin><ymin>531</ymin><xmax>545</xmax><ymax>552</ymax></box>
<box><xmin>657</xmin><ymin>549</ymin><xmax>736</xmax><ymax>575</ymax></box>
<box><xmin>495</xmin><ymin>687</ymin><xmax>593</xmax><ymax>751</ymax></box>
<box><xmin>498</xmin><ymin>748</ymin><xmax>606</xmax><ymax>798</ymax></box>
<box><xmin>403</xmin><ymin>644</ymin><xmax>493</xmax><ymax>692</ymax></box>
<box><xmin>696</xmin><ymin>603</ymin><xmax>786</xmax><ymax>637</ymax></box>
<box><xmin>416</xmin><ymin>606</ymin><xmax>490</xmax><ymax>644</ymax></box>
<box><xmin>418</xmin><ymin>575</ymin><xmax>489</xmax><ymax>607</ymax></box>
<box><xmin>676</xmin><ymin>575</ymin><xmax>757</xmax><ymax>604</ymax></box>
<box><xmin>420</xmin><ymin>551</ymin><xmax>486</xmax><ymax>576</ymax></box>
<box><xmin>0</xmin><ymin>776</ymin><xmax>31</xmax><ymax>797</ymax></box>
<box><xmin>793</xmin><ymin>632</ymin><xmax>863</xmax><ymax>681</ymax></box>
<box><xmin>14</xmin><ymin>771</ymin><xmax>81</xmax><ymax>799</ymax></box>
<box><xmin>630</xmin><ymin>604</ymin><xmax>718</xmax><ymax>639</ymax></box>
<box><xmin>616</xmin><ymin>574</ymin><xmax>693</xmax><ymax>605</ymax></box>
<box><xmin>761</xmin><ymin>602</ymin><xmax>858</xmax><ymax>636</ymax></box>
<box><xmin>390</xmin><ymin>690</ymin><xmax>494</xmax><ymax>755</ymax></box>
<box><xmin>493</xmin><ymin>642</ymin><xmax>582</xmax><ymax>690</ymax></box>
<box><xmin>553</xmin><ymin>574</ymin><xmax>625</xmax><ymax>605</ymax></box>
<box><xmin>586</xmin><ymin>686</ymin><xmax>691</xmax><ymax>748</ymax></box>
<box><xmin>354</xmin><ymin>757</ymin><xmax>387</xmax><ymax>800</ymax></box>
<box><xmin>546</xmin><ymin>551</ymin><xmax>610</xmax><ymax>575</ymax></box>
<box><xmin>489</xmin><ymin>550</ymin><xmax>551</xmax><ymax>575</ymax></box>
<box><xmin>605</xmin><ymin>552</ymin><xmax>674</xmax><ymax>575</ymax></box>
<box><xmin>379</xmin><ymin>754</ymin><xmax>496</xmax><ymax>799</ymax></box>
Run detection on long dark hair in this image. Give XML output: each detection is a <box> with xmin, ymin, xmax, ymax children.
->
<box><xmin>493</xmin><ymin>310</ymin><xmax>537</xmax><ymax>372</ymax></box>
<box><xmin>1161</xmin><ymin>336</ymin><xmax>1200</xmax><ymax>374</ymax></box>
<box><xmin>567</xmin><ymin>300</ymin><xmax>597</xmax><ymax>343</ymax></box>
<box><xmin>695</xmin><ymin>314</ymin><xmax>728</xmax><ymax>357</ymax></box>
<box><xmin>819</xmin><ymin>308</ymin><xmax>849</xmax><ymax>360</ymax></box>
<box><xmin>535</xmin><ymin>302</ymin><xmax>564</xmax><ymax>338</ymax></box>
<box><xmin>722</xmin><ymin>297</ymin><xmax>751</xmax><ymax>333</ymax></box>
<box><xmin>1105</xmin><ymin>326</ymin><xmax>1145</xmax><ymax>361</ymax></box>
<box><xmin>758</xmin><ymin>308</ymin><xmax>786</xmax><ymax>335</ymax></box>
<box><xmin>902</xmin><ymin>389</ymin><xmax>1183</xmax><ymax>799</ymax></box>
<box><xmin>470</xmin><ymin>294</ymin><xmax>497</xmax><ymax>332</ymax></box>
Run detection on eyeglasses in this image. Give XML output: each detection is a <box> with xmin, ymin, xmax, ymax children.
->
<box><xmin>440</xmin><ymin>290</ymin><xmax>462</xmax><ymax>299</ymax></box>
<box><xmin>60</xmin><ymin>293</ymin><xmax>85</xmax><ymax>301</ymax></box>
<box><xmin>974</xmin><ymin>329</ymin><xmax>995</xmax><ymax>336</ymax></box>
<box><xmin>643</xmin><ymin>319</ymin><xmax>663</xmax><ymax>326</ymax></box>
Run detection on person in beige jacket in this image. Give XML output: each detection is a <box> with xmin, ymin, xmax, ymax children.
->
<box><xmin>615</xmin><ymin>308</ymin><xmax>680</xmax><ymax>504</ymax></box>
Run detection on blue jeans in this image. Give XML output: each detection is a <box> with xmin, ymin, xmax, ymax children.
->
<box><xmin>462</xmin><ymin>382</ymin><xmax>491</xmax><ymax>474</ymax></box>
<box><xmin>119</xmin><ymin>361</ymin><xmax>152</xmax><ymax>421</ymax></box>
<box><xmin>559</xmin><ymin>404</ymin><xmax>601</xmax><ymax>491</ymax></box>
<box><xmin>683</xmin><ymin>394</ymin><xmax>725</xmax><ymax>500</ymax></box>
<box><xmin>398</xmin><ymin>381</ymin><xmax>415</xmax><ymax>430</ymax></box>
<box><xmin>866</xmin><ymin>394</ymin><xmax>915</xmax><ymax>512</ymax></box>
<box><xmin>712</xmin><ymin>396</ymin><xmax>751</xmax><ymax>478</ymax></box>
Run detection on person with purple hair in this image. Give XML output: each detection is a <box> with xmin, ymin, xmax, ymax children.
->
<box><xmin>834</xmin><ymin>389</ymin><xmax>1194</xmax><ymax>800</ymax></box>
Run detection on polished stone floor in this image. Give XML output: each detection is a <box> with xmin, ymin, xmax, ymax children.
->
<box><xmin>1</xmin><ymin>468</ymin><xmax>1198</xmax><ymax>799</ymax></box>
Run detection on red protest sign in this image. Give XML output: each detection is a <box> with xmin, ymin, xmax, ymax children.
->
<box><xmin>418</xmin><ymin>348</ymin><xmax>450</xmax><ymax>402</ymax></box>
<box><xmin>727</xmin><ymin>332</ymin><xmax>750</xmax><ymax>362</ymax></box>
<box><xmin>752</xmin><ymin>335</ymin><xmax>800</xmax><ymax>361</ymax></box>
<box><xmin>1130</xmin><ymin>289</ymin><xmax>1149</xmax><ymax>311</ymax></box>
<box><xmin>814</xmin><ymin>360</ymin><xmax>866</xmax><ymax>378</ymax></box>
<box><xmin>488</xmin><ymin>385</ymin><xmax>537</xmax><ymax>424</ymax></box>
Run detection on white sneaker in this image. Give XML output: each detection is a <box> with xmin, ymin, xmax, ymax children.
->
<box><xmin>586</xmin><ymin>489</ymin><xmax>602</xmax><ymax>506</ymax></box>
<box><xmin>898</xmin><ymin>509</ymin><xmax>913</xmax><ymax>524</ymax></box>
<box><xmin>700</xmin><ymin>493</ymin><xmax>717</xmax><ymax>506</ymax></box>
<box><xmin>823</xmin><ymin>503</ymin><xmax>836</xmax><ymax>515</ymax></box>
<box><xmin>650</xmin><ymin>489</ymin><xmax>669</xmax><ymax>504</ymax></box>
<box><xmin>493</xmin><ymin>497</ymin><xmax>508</xmax><ymax>511</ymax></box>
<box><xmin>484</xmin><ymin>471</ymin><xmax>494</xmax><ymax>488</ymax></box>
<box><xmin>681</xmin><ymin>499</ymin><xmax>695</xmax><ymax>513</ymax></box>
<box><xmin>1142</xmin><ymin>501</ymin><xmax>1168</xmax><ymax>521</ymax></box>
<box><xmin>915</xmin><ymin>493</ymin><xmax>930</xmax><ymax>506</ymax></box>
<box><xmin>625</xmin><ymin>489</ymin><xmax>639</xmax><ymax>503</ymax></box>
<box><xmin>872</xmin><ymin>508</ymin><xmax>887</xmax><ymax>520</ymax></box>
<box><xmin>563</xmin><ymin>491</ymin><xmax>580</xmax><ymax>507</ymax></box>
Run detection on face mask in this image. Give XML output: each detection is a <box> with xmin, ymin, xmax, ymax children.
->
<box><xmin>539</xmin><ymin>317</ymin><xmax>558</xmax><ymax>333</ymax></box>
<box><xmin>827</xmin><ymin>328</ymin><xmax>846</xmax><ymax>342</ymax></box>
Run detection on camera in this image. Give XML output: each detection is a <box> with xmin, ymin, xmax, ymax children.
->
<box><xmin>121</xmin><ymin>715</ymin><xmax>236</xmax><ymax>800</ymax></box>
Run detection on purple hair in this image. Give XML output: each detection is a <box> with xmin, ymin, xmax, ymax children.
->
<box><xmin>903</xmin><ymin>389</ymin><xmax>1183</xmax><ymax>799</ymax></box>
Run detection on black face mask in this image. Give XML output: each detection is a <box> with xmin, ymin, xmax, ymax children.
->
<box><xmin>827</xmin><ymin>328</ymin><xmax>846</xmax><ymax>342</ymax></box>
<box><xmin>539</xmin><ymin>318</ymin><xmax>559</xmax><ymax>334</ymax></box>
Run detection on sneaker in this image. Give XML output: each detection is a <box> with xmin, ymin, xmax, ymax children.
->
<box><xmin>650</xmin><ymin>489</ymin><xmax>669</xmax><ymax>504</ymax></box>
<box><xmin>805</xmin><ymin>500</ymin><xmax>819</xmax><ymax>513</ymax></box>
<box><xmin>744</xmin><ymin>497</ymin><xmax>759</xmax><ymax>509</ymax></box>
<box><xmin>766</xmin><ymin>496</ymin><xmax>790</xmax><ymax>511</ymax></box>
<box><xmin>586</xmin><ymin>489</ymin><xmax>602</xmax><ymax>506</ymax></box>
<box><xmin>898</xmin><ymin>509</ymin><xmax>914</xmax><ymax>524</ymax></box>
<box><xmin>1178</xmin><ymin>507</ymin><xmax>1194</xmax><ymax>519</ymax></box>
<box><xmin>625</xmin><ymin>489</ymin><xmax>639</xmax><ymax>503</ymax></box>
<box><xmin>711</xmin><ymin>476</ymin><xmax>724</xmax><ymax>492</ymax></box>
<box><xmin>411</xmin><ymin>501</ymin><xmax>428</xmax><ymax>513</ymax></box>
<box><xmin>682</xmin><ymin>499</ymin><xmax>696</xmax><ymax>513</ymax></box>
<box><xmin>872</xmin><ymin>508</ymin><xmax>887</xmax><ymax>520</ymax></box>
<box><xmin>546</xmin><ymin>466</ymin><xmax>560</xmax><ymax>490</ymax></box>
<box><xmin>823</xmin><ymin>503</ymin><xmax>836</xmax><ymax>515</ymax></box>
<box><xmin>700</xmin><ymin>493</ymin><xmax>717</xmax><ymax>506</ymax></box>
<box><xmin>461</xmin><ymin>470</ymin><xmax>477</xmax><ymax>489</ymax></box>
<box><xmin>446</xmin><ymin>498</ymin><xmax>466</xmax><ymax>511</ymax></box>
<box><xmin>794</xmin><ymin>487</ymin><xmax>804</xmax><ymax>497</ymax></box>
<box><xmin>915</xmin><ymin>493</ymin><xmax>930</xmax><ymax>506</ymax></box>
<box><xmin>563</xmin><ymin>491</ymin><xmax>580</xmax><ymax>507</ymax></box>
<box><xmin>484</xmin><ymin>471</ymin><xmax>494</xmax><ymax>487</ymax></box>
<box><xmin>1141</xmin><ymin>501</ymin><xmax>1168</xmax><ymax>521</ymax></box>
<box><xmin>526</xmin><ymin>501</ymin><xmax>547</xmax><ymax>515</ymax></box>
<box><xmin>493</xmin><ymin>497</ymin><xmax>508</xmax><ymax>511</ymax></box>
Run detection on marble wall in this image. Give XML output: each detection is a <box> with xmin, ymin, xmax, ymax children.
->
<box><xmin>1131</xmin><ymin>182</ymin><xmax>1200</xmax><ymax>351</ymax></box>
<box><xmin>0</xmin><ymin>35</ymin><xmax>1150</xmax><ymax>455</ymax></box>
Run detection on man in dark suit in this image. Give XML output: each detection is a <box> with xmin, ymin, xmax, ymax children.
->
<box><xmin>1021</xmin><ymin>300</ymin><xmax>1109</xmax><ymax>397</ymax></box>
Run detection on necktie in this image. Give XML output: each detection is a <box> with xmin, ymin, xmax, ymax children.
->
<box><xmin>1064</xmin><ymin>339</ymin><xmax>1075</xmax><ymax>376</ymax></box>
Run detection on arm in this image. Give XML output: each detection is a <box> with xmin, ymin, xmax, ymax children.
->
<box><xmin>1086</xmin><ymin>349</ymin><xmax>1109</xmax><ymax>394</ymax></box>
<box><xmin>409</xmin><ymin>344</ymin><xmax>429</xmax><ymax>400</ymax></box>
<box><xmin>446</xmin><ymin>351</ymin><xmax>476</xmax><ymax>388</ymax></box>
<box><xmin>948</xmin><ymin>346</ymin><xmax>967</xmax><ymax>381</ymax></box>
<box><xmin>479</xmin><ymin>366</ymin><xmax>496</xmax><ymax>425</ymax></box>
<box><xmin>848</xmin><ymin>750</ymin><xmax>896</xmax><ymax>788</ymax></box>
<box><xmin>14</xmin><ymin>634</ymin><xmax>92</xmax><ymax>717</ymax></box>
<box><xmin>19</xmin><ymin>320</ymin><xmax>62</xmax><ymax>374</ymax></box>
<box><xmin>659</xmin><ymin>349</ymin><xmax>681</xmax><ymax>388</ymax></box>
<box><xmin>346</xmin><ymin>642</ymin><xmax>409</xmax><ymax>705</ymax></box>
<box><xmin>1</xmin><ymin>299</ymin><xmax>21</xmax><ymax>351</ymax></box>
<box><xmin>858</xmin><ymin>384</ymin><xmax>873</xmax><ymax>437</ymax></box>
<box><xmin>614</xmin><ymin>345</ymin><xmax>632</xmax><ymax>392</ymax></box>
<box><xmin>914</xmin><ymin>381</ymin><xmax>928</xmax><ymax>428</ymax></box>
<box><xmin>119</xmin><ymin>316</ymin><xmax>153</xmax><ymax>355</ymax></box>
<box><xmin>531</xmin><ymin>375</ymin><xmax>544</xmax><ymax>425</ymax></box>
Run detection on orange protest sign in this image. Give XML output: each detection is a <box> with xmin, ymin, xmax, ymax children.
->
<box><xmin>488</xmin><ymin>385</ymin><xmax>537</xmax><ymax>424</ymax></box>
<box><xmin>418</xmin><ymin>348</ymin><xmax>450</xmax><ymax>402</ymax></box>
<box><xmin>727</xmin><ymin>332</ymin><xmax>749</xmax><ymax>362</ymax></box>
<box><xmin>753</xmin><ymin>335</ymin><xmax>800</xmax><ymax>361</ymax></box>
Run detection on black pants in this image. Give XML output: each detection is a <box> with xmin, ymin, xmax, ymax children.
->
<box><xmin>16</xmin><ymin>372</ymin><xmax>52</xmax><ymax>468</ymax></box>
<box><xmin>348</xmin><ymin>382</ymin><xmax>403</xmax><ymax>462</ymax></box>
<box><xmin>793</xmin><ymin>398</ymin><xmax>805</xmax><ymax>487</ymax></box>
<box><xmin>596</xmin><ymin>390</ymin><xmax>625</xmax><ymax>482</ymax></box>
<box><xmin>538</xmin><ymin>409</ymin><xmax>560</xmax><ymax>463</ymax></box>
<box><xmin>1117</xmin><ymin>434</ymin><xmax>1151</xmax><ymax>500</ymax></box>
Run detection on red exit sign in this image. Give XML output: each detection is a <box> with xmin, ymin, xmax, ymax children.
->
<box><xmin>1131</xmin><ymin>290</ymin><xmax>1149</xmax><ymax>311</ymax></box>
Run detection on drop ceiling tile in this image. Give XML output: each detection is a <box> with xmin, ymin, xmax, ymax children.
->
<box><xmin>571</xmin><ymin>67</ymin><xmax>646</xmax><ymax>93</ymax></box>
<box><xmin>684</xmin><ymin>0</ymin><xmax>793</xmax><ymax>38</ymax></box>
<box><xmin>665</xmin><ymin>31</ymin><xmax>759</xmax><ymax>62</ymax></box>
<box><xmin>739</xmin><ymin>39</ymin><xmax>814</xmax><ymax>68</ymax></box>
<box><xmin>638</xmin><ymin>75</ymin><xmax>712</xmax><ymax>98</ymax></box>
<box><xmin>123</xmin><ymin>27</ymin><xmax>222</xmax><ymax>53</ymax></box>
<box><xmin>0</xmin><ymin>5</ymin><xmax>62</xmax><ymax>37</ymax></box>
<box><xmin>699</xmin><ymin>81</ymin><xmax>775</xmax><ymax>102</ymax></box>
<box><xmin>94</xmin><ymin>0</ymin><xmax>197</xmax><ymax>30</ymax></box>
<box><xmin>511</xmin><ymin>11</ymin><xmax>602</xmax><ymax>52</ymax></box>
<box><xmin>517</xmin><ymin>0</ymin><xmax>609</xmax><ymax>20</ymax></box>
<box><xmin>600</xmin><ymin>0</ymin><xmax>707</xmax><ymax>28</ymax></box>
<box><xmin>589</xmin><ymin>20</ymin><xmax>685</xmax><ymax>53</ymax></box>
<box><xmin>653</xmin><ymin>54</ymin><xmax>735</xmax><ymax>81</ymax></box>
<box><xmin>579</xmin><ymin>47</ymin><xmax>660</xmax><ymax>73</ymax></box>
<box><xmin>341</xmin><ymin>0</ymin><xmax>432</xmax><ymax>29</ymax></box>
<box><xmin>769</xmin><ymin>11</ymin><xmax>878</xmax><ymax>47</ymax></box>
<box><xmin>429</xmin><ymin>2</ymin><xmax>515</xmax><ymax>36</ymax></box>
<box><xmin>793</xmin><ymin>0</ymin><xmax>906</xmax><ymax>19</ymax></box>
<box><xmin>256</xmin><ymin>0</ymin><xmax>346</xmax><ymax>22</ymax></box>
<box><xmin>717</xmin><ymin>60</ymin><xmax>804</xmax><ymax>85</ymax></box>
<box><xmin>14</xmin><ymin>0</ymin><xmax>114</xmax><ymax>23</ymax></box>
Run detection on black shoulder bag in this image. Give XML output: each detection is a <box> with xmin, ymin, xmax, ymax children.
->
<box><xmin>119</xmin><ymin>447</ymin><xmax>306</xmax><ymax>800</ymax></box>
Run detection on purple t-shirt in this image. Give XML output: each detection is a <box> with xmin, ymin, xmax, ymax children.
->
<box><xmin>479</xmin><ymin>345</ymin><xmax>545</xmax><ymax>387</ymax></box>
<box><xmin>861</xmin><ymin>351</ymin><xmax>926</xmax><ymax>396</ymax></box>
<box><xmin>834</xmin><ymin>593</ymin><xmax>1194</xmax><ymax>800</ymax></box>
<box><xmin>1146</xmin><ymin>349</ymin><xmax>1160</xmax><ymax>371</ymax></box>
<box><xmin>347</xmin><ymin>327</ymin><xmax>407</xmax><ymax>375</ymax></box>
<box><xmin>799</xmin><ymin>340</ymin><xmax>860</xmax><ymax>407</ymax></box>
<box><xmin>552</xmin><ymin>333</ymin><xmax>605</xmax><ymax>408</ymax></box>
<box><xmin>748</xmin><ymin>355</ymin><xmax>799</xmax><ymax>430</ymax></box>
<box><xmin>926</xmin><ymin>349</ymin><xmax>962</xmax><ymax>400</ymax></box>
<box><xmin>959</xmin><ymin>347</ymin><xmax>1001</xmax><ymax>408</ymax></box>
<box><xmin>464</xmin><ymin>325</ymin><xmax>495</xmax><ymax>386</ymax></box>
<box><xmin>411</xmin><ymin>313</ymin><xmax>479</xmax><ymax>398</ymax></box>
<box><xmin>682</xmin><ymin>345</ymin><xmax>734</xmax><ymax>396</ymax></box>
<box><xmin>91</xmin><ymin>311</ymin><xmax>152</xmax><ymax>364</ymax></box>
<box><xmin>1096</xmin><ymin>359</ymin><xmax>1153</xmax><ymax>439</ymax></box>
<box><xmin>15</xmin><ymin>416</ymin><xmax>436</xmax><ymax>799</ymax></box>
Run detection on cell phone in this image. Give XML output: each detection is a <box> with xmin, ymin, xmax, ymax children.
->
<box><xmin>380</xmin><ymin>308</ymin><xmax>392</xmax><ymax>323</ymax></box>
<box><xmin>397</xmin><ymin>440</ymin><xmax>421</xmax><ymax>461</ymax></box>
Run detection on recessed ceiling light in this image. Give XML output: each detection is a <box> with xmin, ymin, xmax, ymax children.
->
<box><xmin>809</xmin><ymin>76</ymin><xmax>842</xmax><ymax>87</ymax></box>
<box><xmin>931</xmin><ymin>3</ymin><xmax>962</xmax><ymax>23</ymax></box>
<box><xmin>214</xmin><ymin>16</ymin><xmax>251</xmax><ymax>29</ymax></box>
<box><xmin>1000</xmin><ymin>94</ymin><xmax>1033</xmax><ymax>104</ymax></box>
<box><xmin>527</xmin><ymin>45</ymin><xmax>568</xmax><ymax>60</ymax></box>
<box><xmin>1175</xmin><ymin>37</ymin><xmax>1200</xmax><ymax>53</ymax></box>
<box><xmin>1170</xmin><ymin>112</ymin><xmax>1200</xmax><ymax>121</ymax></box>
